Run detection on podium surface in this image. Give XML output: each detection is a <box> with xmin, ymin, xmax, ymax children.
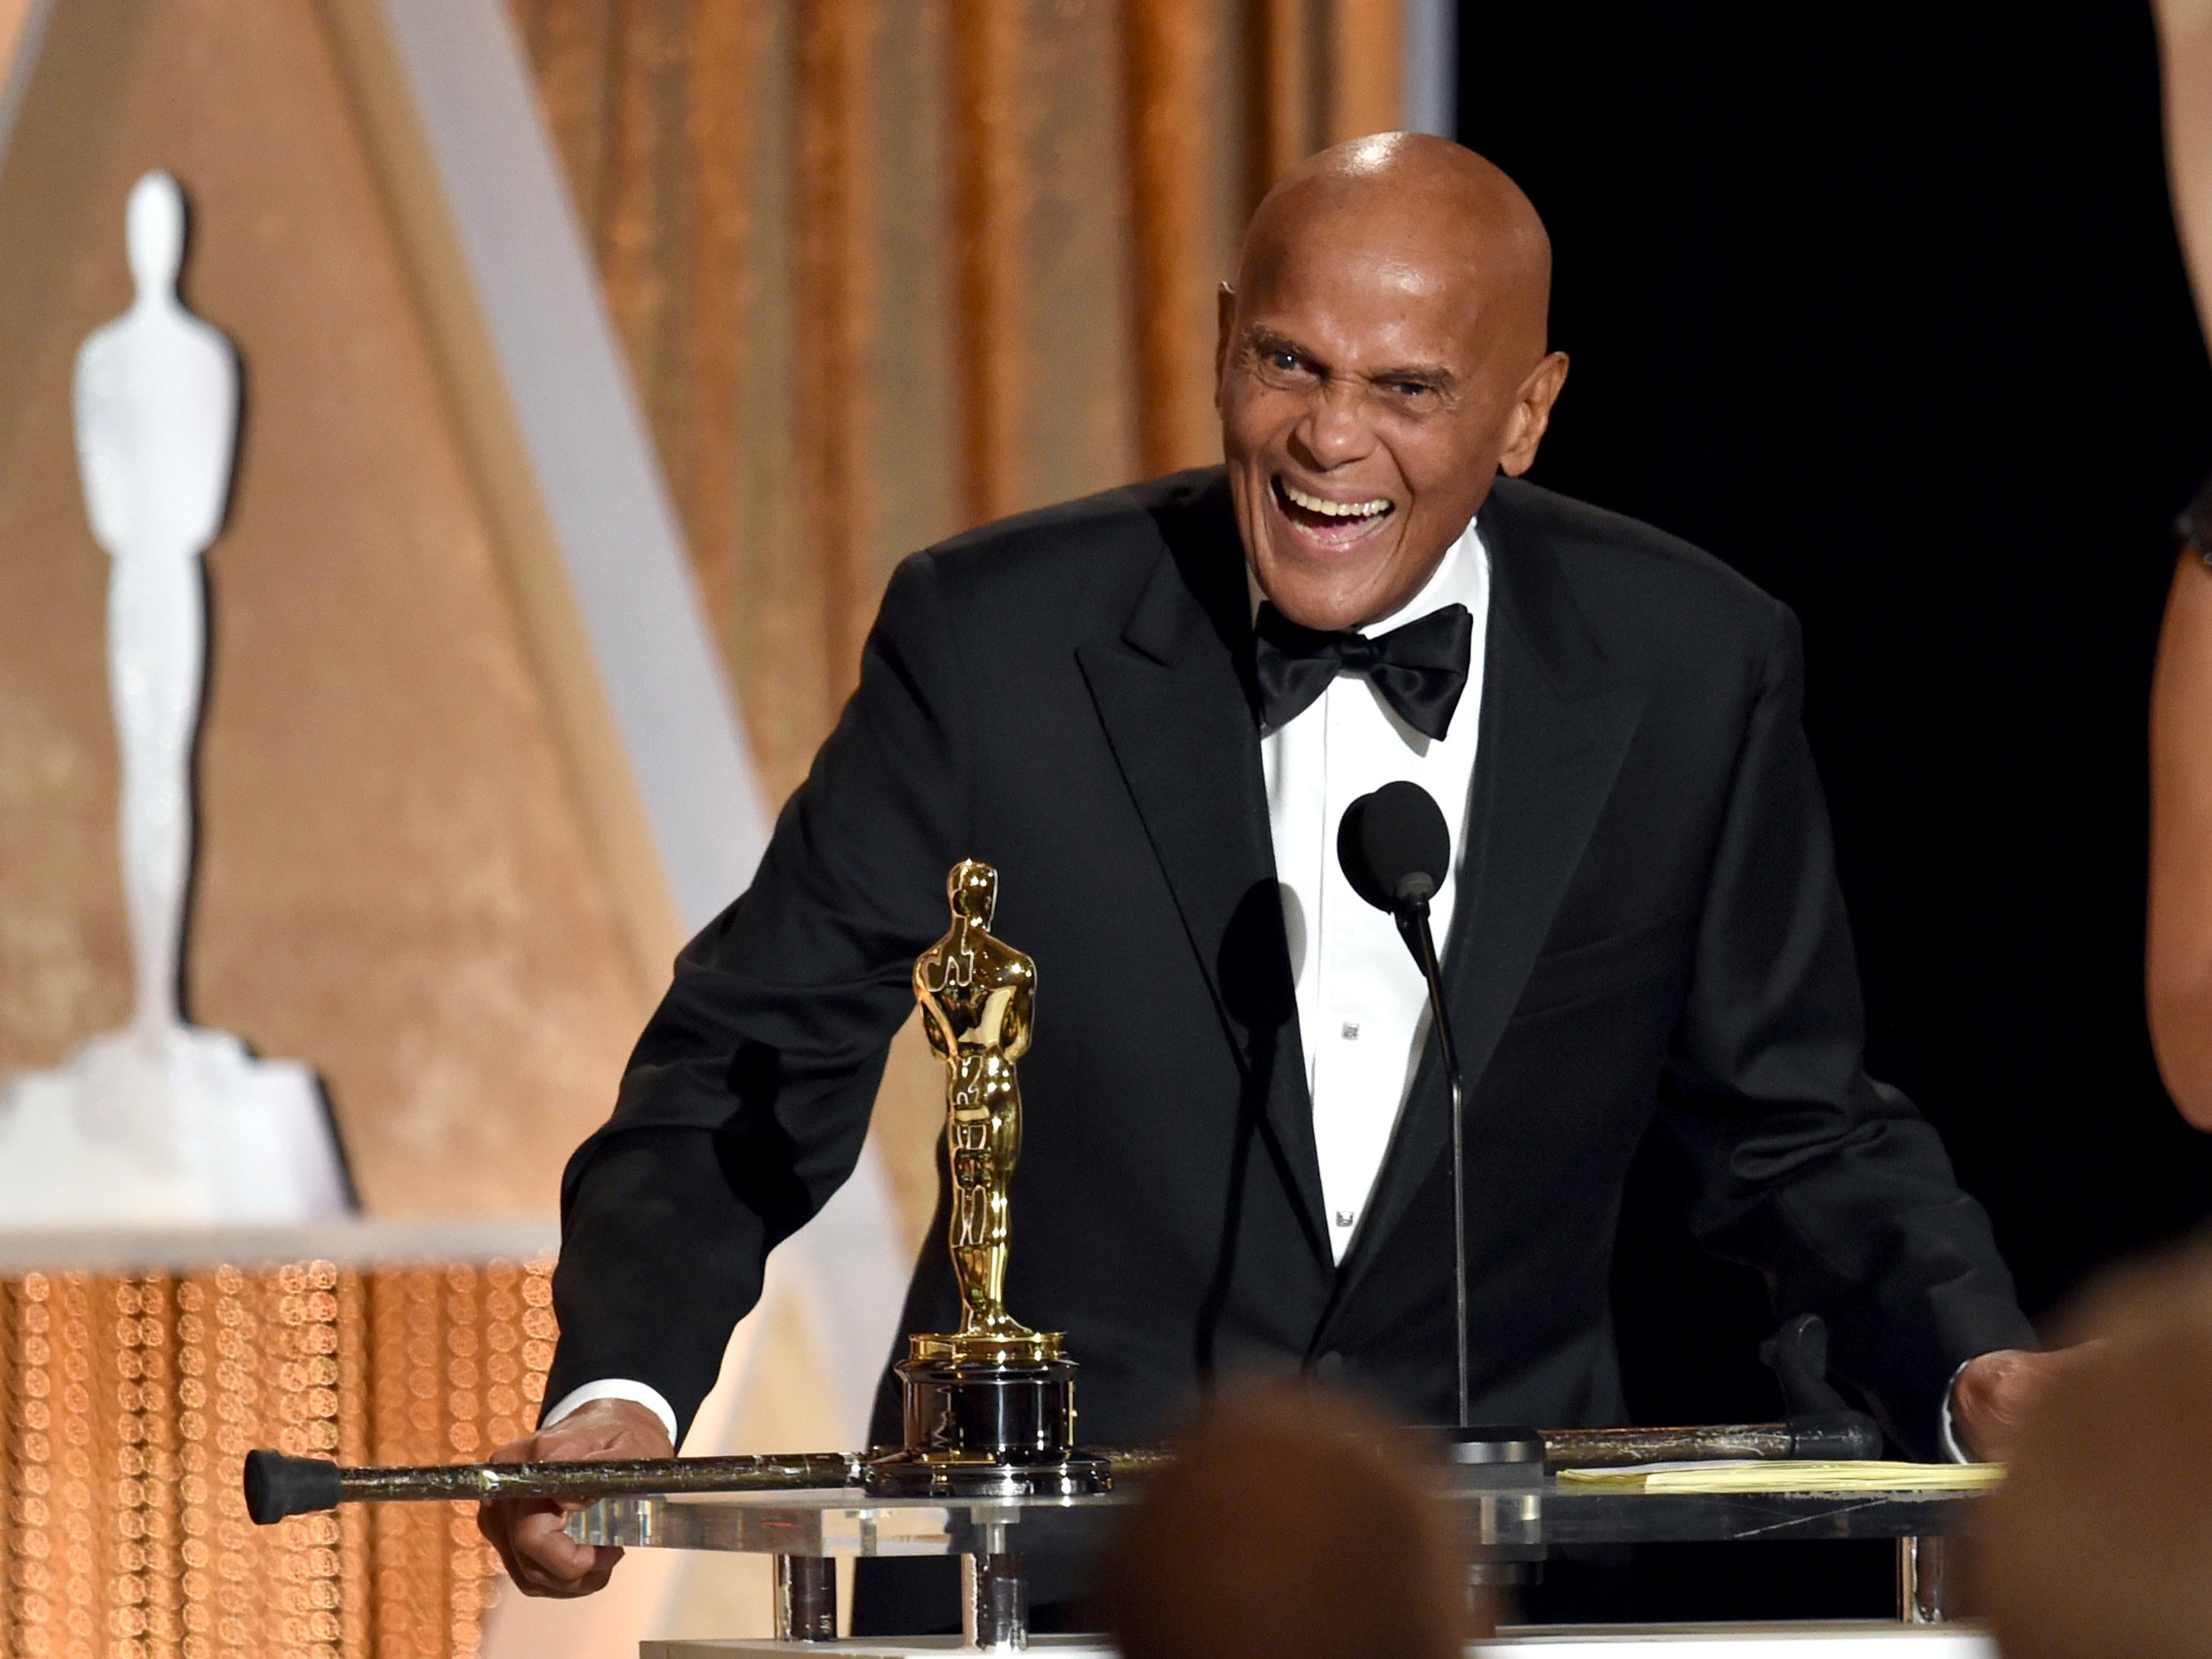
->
<box><xmin>573</xmin><ymin>1477</ymin><xmax>1982</xmax><ymax>1649</ymax></box>
<box><xmin>643</xmin><ymin>1624</ymin><xmax>1994</xmax><ymax>1657</ymax></box>
<box><xmin>572</xmin><ymin>1480</ymin><xmax>1974</xmax><ymax>1555</ymax></box>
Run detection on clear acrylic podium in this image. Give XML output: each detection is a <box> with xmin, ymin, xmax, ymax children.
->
<box><xmin>569</xmin><ymin>1476</ymin><xmax>1987</xmax><ymax>1657</ymax></box>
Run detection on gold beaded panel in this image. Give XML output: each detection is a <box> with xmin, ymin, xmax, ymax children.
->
<box><xmin>1</xmin><ymin>1259</ymin><xmax>554</xmax><ymax>1659</ymax></box>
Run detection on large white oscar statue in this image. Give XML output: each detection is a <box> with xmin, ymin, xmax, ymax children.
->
<box><xmin>0</xmin><ymin>171</ymin><xmax>353</xmax><ymax>1224</ymax></box>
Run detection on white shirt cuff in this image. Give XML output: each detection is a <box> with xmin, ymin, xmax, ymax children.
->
<box><xmin>541</xmin><ymin>1378</ymin><xmax>680</xmax><ymax>1445</ymax></box>
<box><xmin>1938</xmin><ymin>1359</ymin><xmax>1974</xmax><ymax>1462</ymax></box>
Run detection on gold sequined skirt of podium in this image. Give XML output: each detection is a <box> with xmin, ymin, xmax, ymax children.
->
<box><xmin>0</xmin><ymin>1224</ymin><xmax>558</xmax><ymax>1659</ymax></box>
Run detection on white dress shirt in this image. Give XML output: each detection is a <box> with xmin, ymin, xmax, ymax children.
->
<box><xmin>1258</xmin><ymin>514</ymin><xmax>1491</xmax><ymax>1263</ymax></box>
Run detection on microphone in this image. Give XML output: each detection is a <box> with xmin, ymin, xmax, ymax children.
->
<box><xmin>1337</xmin><ymin>781</ymin><xmax>1471</xmax><ymax>1429</ymax></box>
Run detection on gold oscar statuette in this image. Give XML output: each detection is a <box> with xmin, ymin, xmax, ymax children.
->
<box><xmin>910</xmin><ymin>858</ymin><xmax>1061</xmax><ymax>1365</ymax></box>
<box><xmin>869</xmin><ymin>859</ymin><xmax>1106</xmax><ymax>1500</ymax></box>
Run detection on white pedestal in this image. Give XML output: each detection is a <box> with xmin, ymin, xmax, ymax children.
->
<box><xmin>0</xmin><ymin>1026</ymin><xmax>350</xmax><ymax>1224</ymax></box>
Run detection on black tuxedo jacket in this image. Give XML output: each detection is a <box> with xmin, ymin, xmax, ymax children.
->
<box><xmin>546</xmin><ymin>468</ymin><xmax>2032</xmax><ymax>1463</ymax></box>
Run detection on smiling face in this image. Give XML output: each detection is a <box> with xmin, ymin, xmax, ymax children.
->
<box><xmin>1217</xmin><ymin>136</ymin><xmax>1569</xmax><ymax>631</ymax></box>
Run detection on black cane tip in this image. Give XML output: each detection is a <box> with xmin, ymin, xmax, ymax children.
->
<box><xmin>243</xmin><ymin>1448</ymin><xmax>343</xmax><ymax>1524</ymax></box>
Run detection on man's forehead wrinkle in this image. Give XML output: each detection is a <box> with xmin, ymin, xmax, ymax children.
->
<box><xmin>1244</xmin><ymin>264</ymin><xmax>1525</xmax><ymax>374</ymax></box>
<box><xmin>1370</xmin><ymin>355</ymin><xmax>1457</xmax><ymax>385</ymax></box>
<box><xmin>1366</xmin><ymin>251</ymin><xmax>1451</xmax><ymax>294</ymax></box>
<box><xmin>1242</xmin><ymin>323</ymin><xmax>1318</xmax><ymax>363</ymax></box>
<box><xmin>1246</xmin><ymin>225</ymin><xmax>1491</xmax><ymax>309</ymax></box>
<box><xmin>1239</xmin><ymin>233</ymin><xmax>1541</xmax><ymax>355</ymax></box>
<box><xmin>1241</xmin><ymin>307</ymin><xmax>1458</xmax><ymax>376</ymax></box>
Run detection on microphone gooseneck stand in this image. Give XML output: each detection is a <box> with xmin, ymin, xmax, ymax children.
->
<box><xmin>1336</xmin><ymin>780</ymin><xmax>1471</xmax><ymax>1430</ymax></box>
<box><xmin>1394</xmin><ymin>877</ymin><xmax>1469</xmax><ymax>1431</ymax></box>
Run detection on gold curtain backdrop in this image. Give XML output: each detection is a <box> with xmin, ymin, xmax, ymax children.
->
<box><xmin>497</xmin><ymin>0</ymin><xmax>1405</xmax><ymax>1240</ymax></box>
<box><xmin>0</xmin><ymin>1254</ymin><xmax>556</xmax><ymax>1659</ymax></box>
<box><xmin>499</xmin><ymin>0</ymin><xmax>1404</xmax><ymax>804</ymax></box>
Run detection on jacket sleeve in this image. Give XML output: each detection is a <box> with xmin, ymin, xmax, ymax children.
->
<box><xmin>1658</xmin><ymin>602</ymin><xmax>2036</xmax><ymax>1457</ymax></box>
<box><xmin>544</xmin><ymin>551</ymin><xmax>967</xmax><ymax>1441</ymax></box>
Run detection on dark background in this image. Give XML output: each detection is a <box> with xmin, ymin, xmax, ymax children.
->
<box><xmin>1457</xmin><ymin>0</ymin><xmax>2212</xmax><ymax>1619</ymax></box>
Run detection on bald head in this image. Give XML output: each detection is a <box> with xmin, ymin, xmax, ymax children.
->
<box><xmin>1242</xmin><ymin>134</ymin><xmax>1553</xmax><ymax>360</ymax></box>
<box><xmin>1216</xmin><ymin>135</ymin><xmax>1567</xmax><ymax>631</ymax></box>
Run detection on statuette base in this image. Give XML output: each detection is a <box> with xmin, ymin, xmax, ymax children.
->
<box><xmin>865</xmin><ymin>1354</ymin><xmax>1110</xmax><ymax>1498</ymax></box>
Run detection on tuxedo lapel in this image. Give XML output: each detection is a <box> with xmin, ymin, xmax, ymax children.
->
<box><xmin>1075</xmin><ymin>481</ymin><xmax>1331</xmax><ymax>1256</ymax></box>
<box><xmin>1329</xmin><ymin>488</ymin><xmax>1647</xmax><ymax>1308</ymax></box>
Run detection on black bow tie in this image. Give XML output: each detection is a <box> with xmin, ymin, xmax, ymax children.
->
<box><xmin>1252</xmin><ymin>601</ymin><xmax>1475</xmax><ymax>741</ymax></box>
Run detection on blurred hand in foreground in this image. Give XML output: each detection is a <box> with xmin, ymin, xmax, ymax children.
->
<box><xmin>1951</xmin><ymin>1346</ymin><xmax>2103</xmax><ymax>1465</ymax></box>
<box><xmin>1977</xmin><ymin>1240</ymin><xmax>2212</xmax><ymax>1658</ymax></box>
<box><xmin>476</xmin><ymin>1397</ymin><xmax>673</xmax><ymax>1597</ymax></box>
<box><xmin>1098</xmin><ymin>1384</ymin><xmax>1487</xmax><ymax>1659</ymax></box>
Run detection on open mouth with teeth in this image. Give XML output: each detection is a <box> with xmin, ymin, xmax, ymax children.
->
<box><xmin>1272</xmin><ymin>475</ymin><xmax>1396</xmax><ymax>548</ymax></box>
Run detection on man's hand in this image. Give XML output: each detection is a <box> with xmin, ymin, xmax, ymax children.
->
<box><xmin>477</xmin><ymin>1398</ymin><xmax>674</xmax><ymax>1597</ymax></box>
<box><xmin>1951</xmin><ymin>1346</ymin><xmax>2104</xmax><ymax>1463</ymax></box>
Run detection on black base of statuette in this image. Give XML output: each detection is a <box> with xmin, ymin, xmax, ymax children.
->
<box><xmin>865</xmin><ymin>1355</ymin><xmax>1112</xmax><ymax>1498</ymax></box>
<box><xmin>1438</xmin><ymin>1426</ymin><xmax>1547</xmax><ymax>1590</ymax></box>
<box><xmin>1441</xmin><ymin>1424</ymin><xmax>1548</xmax><ymax>1481</ymax></box>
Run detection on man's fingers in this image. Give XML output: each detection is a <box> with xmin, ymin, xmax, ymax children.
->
<box><xmin>478</xmin><ymin>1500</ymin><xmax>625</xmax><ymax>1599</ymax></box>
<box><xmin>472</xmin><ymin>1402</ymin><xmax>670</xmax><ymax>1598</ymax></box>
<box><xmin>511</xmin><ymin>1543</ymin><xmax>624</xmax><ymax>1600</ymax></box>
<box><xmin>1958</xmin><ymin>1346</ymin><xmax>2103</xmax><ymax>1462</ymax></box>
<box><xmin>571</xmin><ymin>1546</ymin><xmax>624</xmax><ymax>1596</ymax></box>
<box><xmin>507</xmin><ymin>1399</ymin><xmax>675</xmax><ymax>1467</ymax></box>
<box><xmin>514</xmin><ymin>1505</ymin><xmax>596</xmax><ymax>1572</ymax></box>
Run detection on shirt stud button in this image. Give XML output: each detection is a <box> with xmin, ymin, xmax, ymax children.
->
<box><xmin>1341</xmin><ymin>1021</ymin><xmax>1360</xmax><ymax>1040</ymax></box>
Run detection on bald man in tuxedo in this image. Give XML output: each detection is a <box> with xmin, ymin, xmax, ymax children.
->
<box><xmin>484</xmin><ymin>135</ymin><xmax>2071</xmax><ymax>1626</ymax></box>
